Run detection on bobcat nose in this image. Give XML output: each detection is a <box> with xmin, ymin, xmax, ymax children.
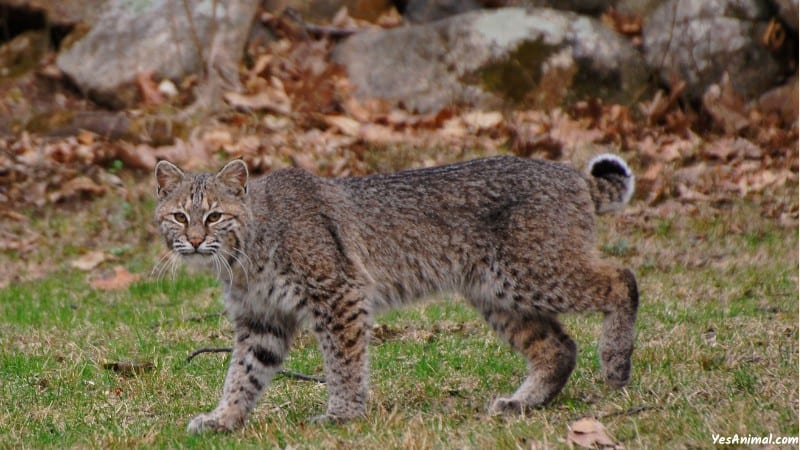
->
<box><xmin>188</xmin><ymin>237</ymin><xmax>203</xmax><ymax>248</ymax></box>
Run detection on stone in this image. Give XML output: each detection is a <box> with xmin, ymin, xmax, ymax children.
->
<box><xmin>401</xmin><ymin>0</ymin><xmax>484</xmax><ymax>23</ymax></box>
<box><xmin>400</xmin><ymin>0</ymin><xmax>617</xmax><ymax>23</ymax></box>
<box><xmin>642</xmin><ymin>0</ymin><xmax>789</xmax><ymax>101</ymax></box>
<box><xmin>56</xmin><ymin>0</ymin><xmax>257</xmax><ymax>109</ymax></box>
<box><xmin>334</xmin><ymin>7</ymin><xmax>650</xmax><ymax>113</ymax></box>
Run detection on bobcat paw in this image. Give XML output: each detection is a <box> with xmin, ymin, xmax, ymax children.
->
<box><xmin>186</xmin><ymin>412</ymin><xmax>240</xmax><ymax>433</ymax></box>
<box><xmin>489</xmin><ymin>397</ymin><xmax>539</xmax><ymax>416</ymax></box>
<box><xmin>602</xmin><ymin>359</ymin><xmax>631</xmax><ymax>389</ymax></box>
<box><xmin>489</xmin><ymin>397</ymin><xmax>521</xmax><ymax>415</ymax></box>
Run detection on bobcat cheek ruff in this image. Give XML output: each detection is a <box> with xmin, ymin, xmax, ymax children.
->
<box><xmin>154</xmin><ymin>155</ymin><xmax>638</xmax><ymax>433</ymax></box>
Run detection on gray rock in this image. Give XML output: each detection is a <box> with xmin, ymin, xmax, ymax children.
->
<box><xmin>56</xmin><ymin>0</ymin><xmax>256</xmax><ymax>109</ymax></box>
<box><xmin>402</xmin><ymin>0</ymin><xmax>616</xmax><ymax>23</ymax></box>
<box><xmin>334</xmin><ymin>7</ymin><xmax>651</xmax><ymax>113</ymax></box>
<box><xmin>614</xmin><ymin>0</ymin><xmax>667</xmax><ymax>17</ymax></box>
<box><xmin>402</xmin><ymin>0</ymin><xmax>484</xmax><ymax>23</ymax></box>
<box><xmin>643</xmin><ymin>0</ymin><xmax>788</xmax><ymax>101</ymax></box>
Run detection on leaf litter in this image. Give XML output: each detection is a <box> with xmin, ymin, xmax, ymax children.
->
<box><xmin>0</xmin><ymin>6</ymin><xmax>796</xmax><ymax>291</ymax></box>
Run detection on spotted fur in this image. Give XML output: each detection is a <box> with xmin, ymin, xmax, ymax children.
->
<box><xmin>153</xmin><ymin>155</ymin><xmax>638</xmax><ymax>433</ymax></box>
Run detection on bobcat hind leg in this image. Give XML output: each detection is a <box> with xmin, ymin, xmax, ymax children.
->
<box><xmin>598</xmin><ymin>268</ymin><xmax>639</xmax><ymax>388</ymax></box>
<box><xmin>480</xmin><ymin>309</ymin><xmax>577</xmax><ymax>415</ymax></box>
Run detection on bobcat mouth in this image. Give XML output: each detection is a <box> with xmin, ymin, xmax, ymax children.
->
<box><xmin>173</xmin><ymin>241</ymin><xmax>217</xmax><ymax>256</ymax></box>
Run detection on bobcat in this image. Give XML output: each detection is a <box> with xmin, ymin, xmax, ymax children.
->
<box><xmin>154</xmin><ymin>155</ymin><xmax>639</xmax><ymax>433</ymax></box>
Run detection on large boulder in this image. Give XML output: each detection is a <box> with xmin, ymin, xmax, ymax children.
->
<box><xmin>334</xmin><ymin>7</ymin><xmax>651</xmax><ymax>113</ymax></box>
<box><xmin>614</xmin><ymin>0</ymin><xmax>667</xmax><ymax>17</ymax></box>
<box><xmin>400</xmin><ymin>0</ymin><xmax>616</xmax><ymax>23</ymax></box>
<box><xmin>56</xmin><ymin>0</ymin><xmax>257</xmax><ymax>109</ymax></box>
<box><xmin>642</xmin><ymin>0</ymin><xmax>790</xmax><ymax>101</ymax></box>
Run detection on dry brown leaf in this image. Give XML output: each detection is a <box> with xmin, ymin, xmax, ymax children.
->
<box><xmin>76</xmin><ymin>129</ymin><xmax>96</xmax><ymax>145</ymax></box>
<box><xmin>601</xmin><ymin>8</ymin><xmax>642</xmax><ymax>36</ymax></box>
<box><xmin>461</xmin><ymin>111</ymin><xmax>504</xmax><ymax>132</ymax></box>
<box><xmin>290</xmin><ymin>152</ymin><xmax>318</xmax><ymax>172</ymax></box>
<box><xmin>90</xmin><ymin>265</ymin><xmax>141</xmax><ymax>290</ymax></box>
<box><xmin>202</xmin><ymin>129</ymin><xmax>234</xmax><ymax>150</ymax></box>
<box><xmin>323</xmin><ymin>115</ymin><xmax>361</xmax><ymax>136</ymax></box>
<box><xmin>70</xmin><ymin>250</ymin><xmax>108</xmax><ymax>271</ymax></box>
<box><xmin>152</xmin><ymin>138</ymin><xmax>213</xmax><ymax>169</ymax></box>
<box><xmin>116</xmin><ymin>143</ymin><xmax>157</xmax><ymax>170</ymax></box>
<box><xmin>739</xmin><ymin>169</ymin><xmax>795</xmax><ymax>195</ymax></box>
<box><xmin>677</xmin><ymin>183</ymin><xmax>712</xmax><ymax>202</ymax></box>
<box><xmin>703</xmin><ymin>137</ymin><xmax>762</xmax><ymax>161</ymax></box>
<box><xmin>48</xmin><ymin>176</ymin><xmax>107</xmax><ymax>203</ymax></box>
<box><xmin>567</xmin><ymin>417</ymin><xmax>620</xmax><ymax>449</ymax></box>
<box><xmin>224</xmin><ymin>87</ymin><xmax>292</xmax><ymax>115</ymax></box>
<box><xmin>0</xmin><ymin>229</ymin><xmax>38</xmax><ymax>252</ymax></box>
<box><xmin>702</xmin><ymin>73</ymin><xmax>749</xmax><ymax>134</ymax></box>
<box><xmin>0</xmin><ymin>209</ymin><xmax>28</xmax><ymax>222</ymax></box>
<box><xmin>136</xmin><ymin>71</ymin><xmax>165</xmax><ymax>105</ymax></box>
<box><xmin>359</xmin><ymin>123</ymin><xmax>405</xmax><ymax>144</ymax></box>
<box><xmin>376</xmin><ymin>7</ymin><xmax>404</xmax><ymax>28</ymax></box>
<box><xmin>549</xmin><ymin>111</ymin><xmax>604</xmax><ymax>153</ymax></box>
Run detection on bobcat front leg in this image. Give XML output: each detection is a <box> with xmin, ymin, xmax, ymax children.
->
<box><xmin>187</xmin><ymin>317</ymin><xmax>294</xmax><ymax>433</ymax></box>
<box><xmin>312</xmin><ymin>290</ymin><xmax>371</xmax><ymax>423</ymax></box>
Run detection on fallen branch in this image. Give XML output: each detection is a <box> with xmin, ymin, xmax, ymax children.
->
<box><xmin>186</xmin><ymin>346</ymin><xmax>232</xmax><ymax>362</ymax></box>
<box><xmin>599</xmin><ymin>404</ymin><xmax>660</xmax><ymax>420</ymax></box>
<box><xmin>281</xmin><ymin>8</ymin><xmax>360</xmax><ymax>39</ymax></box>
<box><xmin>186</xmin><ymin>346</ymin><xmax>325</xmax><ymax>383</ymax></box>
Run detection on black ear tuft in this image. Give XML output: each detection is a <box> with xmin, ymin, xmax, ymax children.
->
<box><xmin>216</xmin><ymin>159</ymin><xmax>249</xmax><ymax>196</ymax></box>
<box><xmin>155</xmin><ymin>160</ymin><xmax>185</xmax><ymax>198</ymax></box>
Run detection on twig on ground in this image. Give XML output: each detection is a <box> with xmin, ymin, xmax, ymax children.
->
<box><xmin>281</xmin><ymin>8</ymin><xmax>360</xmax><ymax>39</ymax></box>
<box><xmin>186</xmin><ymin>346</ymin><xmax>233</xmax><ymax>362</ymax></box>
<box><xmin>185</xmin><ymin>346</ymin><xmax>325</xmax><ymax>383</ymax></box>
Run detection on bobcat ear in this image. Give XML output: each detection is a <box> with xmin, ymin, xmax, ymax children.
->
<box><xmin>155</xmin><ymin>160</ymin><xmax>184</xmax><ymax>198</ymax></box>
<box><xmin>216</xmin><ymin>159</ymin><xmax>248</xmax><ymax>196</ymax></box>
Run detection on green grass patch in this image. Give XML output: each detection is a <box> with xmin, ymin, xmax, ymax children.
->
<box><xmin>0</xmin><ymin>189</ymin><xmax>797</xmax><ymax>448</ymax></box>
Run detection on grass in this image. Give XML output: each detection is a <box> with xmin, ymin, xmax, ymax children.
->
<box><xmin>0</xmin><ymin>177</ymin><xmax>797</xmax><ymax>449</ymax></box>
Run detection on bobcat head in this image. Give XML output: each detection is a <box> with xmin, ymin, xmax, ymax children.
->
<box><xmin>153</xmin><ymin>160</ymin><xmax>251</xmax><ymax>276</ymax></box>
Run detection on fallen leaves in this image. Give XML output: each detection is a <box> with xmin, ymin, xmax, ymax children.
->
<box><xmin>90</xmin><ymin>265</ymin><xmax>141</xmax><ymax>290</ymax></box>
<box><xmin>223</xmin><ymin>78</ymin><xmax>292</xmax><ymax>115</ymax></box>
<box><xmin>48</xmin><ymin>176</ymin><xmax>106</xmax><ymax>203</ymax></box>
<box><xmin>702</xmin><ymin>73</ymin><xmax>749</xmax><ymax>135</ymax></box>
<box><xmin>567</xmin><ymin>417</ymin><xmax>621</xmax><ymax>449</ymax></box>
<box><xmin>0</xmin><ymin>6</ymin><xmax>795</xmax><ymax>235</ymax></box>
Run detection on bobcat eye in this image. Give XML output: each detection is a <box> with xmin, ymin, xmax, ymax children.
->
<box><xmin>174</xmin><ymin>212</ymin><xmax>188</xmax><ymax>224</ymax></box>
<box><xmin>206</xmin><ymin>212</ymin><xmax>222</xmax><ymax>223</ymax></box>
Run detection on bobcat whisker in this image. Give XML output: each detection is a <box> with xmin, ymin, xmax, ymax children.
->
<box><xmin>219</xmin><ymin>248</ymin><xmax>251</xmax><ymax>287</ymax></box>
<box><xmin>214</xmin><ymin>252</ymin><xmax>235</xmax><ymax>283</ymax></box>
<box><xmin>152</xmin><ymin>251</ymin><xmax>180</xmax><ymax>285</ymax></box>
